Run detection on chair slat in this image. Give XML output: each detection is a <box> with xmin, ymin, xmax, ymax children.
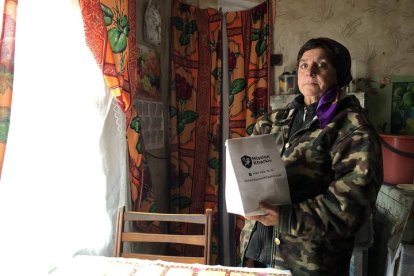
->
<box><xmin>122</xmin><ymin>232</ymin><xmax>206</xmax><ymax>246</ymax></box>
<box><xmin>124</xmin><ymin>212</ymin><xmax>206</xmax><ymax>224</ymax></box>
<box><xmin>121</xmin><ymin>252</ymin><xmax>206</xmax><ymax>264</ymax></box>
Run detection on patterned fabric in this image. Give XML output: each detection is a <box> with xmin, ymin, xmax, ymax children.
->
<box><xmin>226</xmin><ymin>1</ymin><xmax>273</xmax><ymax>264</ymax></box>
<box><xmin>169</xmin><ymin>0</ymin><xmax>273</xmax><ymax>264</ymax></box>
<box><xmin>226</xmin><ymin>1</ymin><xmax>273</xmax><ymax>137</ymax></box>
<box><xmin>241</xmin><ymin>94</ymin><xmax>383</xmax><ymax>275</ymax></box>
<box><xmin>169</xmin><ymin>0</ymin><xmax>222</xmax><ymax>262</ymax></box>
<box><xmin>80</xmin><ymin>0</ymin><xmax>157</xmax><ymax>214</ymax></box>
<box><xmin>56</xmin><ymin>255</ymin><xmax>292</xmax><ymax>276</ymax></box>
<box><xmin>0</xmin><ymin>0</ymin><xmax>17</xmax><ymax>178</ymax></box>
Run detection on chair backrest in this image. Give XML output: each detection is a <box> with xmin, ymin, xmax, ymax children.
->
<box><xmin>114</xmin><ymin>206</ymin><xmax>212</xmax><ymax>265</ymax></box>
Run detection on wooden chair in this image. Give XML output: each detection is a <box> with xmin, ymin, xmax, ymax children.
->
<box><xmin>114</xmin><ymin>206</ymin><xmax>212</xmax><ymax>265</ymax></box>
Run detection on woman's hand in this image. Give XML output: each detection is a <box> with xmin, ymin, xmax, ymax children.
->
<box><xmin>246</xmin><ymin>202</ymin><xmax>279</xmax><ymax>226</ymax></box>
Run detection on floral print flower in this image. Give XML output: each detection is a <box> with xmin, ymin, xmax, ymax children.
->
<box><xmin>175</xmin><ymin>74</ymin><xmax>192</xmax><ymax>101</ymax></box>
<box><xmin>248</xmin><ymin>87</ymin><xmax>267</xmax><ymax>113</ymax></box>
<box><xmin>228</xmin><ymin>51</ymin><xmax>237</xmax><ymax>71</ymax></box>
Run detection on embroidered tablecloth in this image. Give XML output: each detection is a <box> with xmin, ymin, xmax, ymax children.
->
<box><xmin>52</xmin><ymin>255</ymin><xmax>292</xmax><ymax>276</ymax></box>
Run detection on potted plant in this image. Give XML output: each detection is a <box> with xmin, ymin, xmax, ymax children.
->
<box><xmin>358</xmin><ymin>75</ymin><xmax>414</xmax><ymax>185</ymax></box>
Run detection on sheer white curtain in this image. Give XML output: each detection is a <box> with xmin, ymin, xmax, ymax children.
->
<box><xmin>0</xmin><ymin>0</ymin><xmax>128</xmax><ymax>275</ymax></box>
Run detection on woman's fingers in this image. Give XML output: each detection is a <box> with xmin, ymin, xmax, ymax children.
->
<box><xmin>247</xmin><ymin>205</ymin><xmax>279</xmax><ymax>226</ymax></box>
<box><xmin>259</xmin><ymin>201</ymin><xmax>277</xmax><ymax>212</ymax></box>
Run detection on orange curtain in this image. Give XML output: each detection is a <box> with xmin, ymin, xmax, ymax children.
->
<box><xmin>80</xmin><ymin>0</ymin><xmax>156</xmax><ymax>213</ymax></box>
<box><xmin>170</xmin><ymin>0</ymin><xmax>222</xmax><ymax>263</ymax></box>
<box><xmin>227</xmin><ymin>1</ymin><xmax>272</xmax><ymax>138</ymax></box>
<box><xmin>0</xmin><ymin>0</ymin><xmax>17</xmax><ymax>178</ymax></box>
<box><xmin>226</xmin><ymin>1</ymin><xmax>273</xmax><ymax>263</ymax></box>
<box><xmin>170</xmin><ymin>0</ymin><xmax>273</xmax><ymax>263</ymax></box>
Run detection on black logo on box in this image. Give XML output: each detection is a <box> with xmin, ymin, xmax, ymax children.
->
<box><xmin>241</xmin><ymin>155</ymin><xmax>252</xmax><ymax>169</ymax></box>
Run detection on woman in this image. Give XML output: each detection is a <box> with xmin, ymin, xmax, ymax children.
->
<box><xmin>240</xmin><ymin>37</ymin><xmax>383</xmax><ymax>276</ymax></box>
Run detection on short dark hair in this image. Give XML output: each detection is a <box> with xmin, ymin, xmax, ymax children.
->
<box><xmin>296</xmin><ymin>37</ymin><xmax>352</xmax><ymax>87</ymax></box>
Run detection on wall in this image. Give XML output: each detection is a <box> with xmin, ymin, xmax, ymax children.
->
<box><xmin>273</xmin><ymin>0</ymin><xmax>414</xmax><ymax>81</ymax></box>
<box><xmin>136</xmin><ymin>0</ymin><xmax>171</xmax><ymax>214</ymax></box>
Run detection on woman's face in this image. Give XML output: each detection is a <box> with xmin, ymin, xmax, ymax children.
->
<box><xmin>297</xmin><ymin>47</ymin><xmax>338</xmax><ymax>100</ymax></box>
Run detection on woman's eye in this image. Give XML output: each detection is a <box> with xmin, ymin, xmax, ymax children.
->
<box><xmin>317</xmin><ymin>62</ymin><xmax>328</xmax><ymax>69</ymax></box>
<box><xmin>299</xmin><ymin>63</ymin><xmax>307</xmax><ymax>69</ymax></box>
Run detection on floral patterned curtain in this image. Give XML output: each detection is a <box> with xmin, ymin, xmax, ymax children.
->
<box><xmin>80</xmin><ymin>0</ymin><xmax>156</xmax><ymax>213</ymax></box>
<box><xmin>226</xmin><ymin>1</ymin><xmax>273</xmax><ymax>263</ymax></box>
<box><xmin>169</xmin><ymin>0</ymin><xmax>222</xmax><ymax>262</ymax></box>
<box><xmin>0</xmin><ymin>0</ymin><xmax>17</xmax><ymax>178</ymax></box>
<box><xmin>170</xmin><ymin>0</ymin><xmax>273</xmax><ymax>264</ymax></box>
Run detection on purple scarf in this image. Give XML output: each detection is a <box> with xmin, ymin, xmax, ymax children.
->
<box><xmin>316</xmin><ymin>85</ymin><xmax>340</xmax><ymax>128</ymax></box>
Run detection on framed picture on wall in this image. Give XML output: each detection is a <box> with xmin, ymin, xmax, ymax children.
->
<box><xmin>390</xmin><ymin>76</ymin><xmax>414</xmax><ymax>135</ymax></box>
<box><xmin>137</xmin><ymin>44</ymin><xmax>161</xmax><ymax>102</ymax></box>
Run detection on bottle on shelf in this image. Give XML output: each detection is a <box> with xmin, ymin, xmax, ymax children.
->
<box><xmin>278</xmin><ymin>67</ymin><xmax>296</xmax><ymax>95</ymax></box>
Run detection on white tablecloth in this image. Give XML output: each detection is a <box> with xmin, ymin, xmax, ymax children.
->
<box><xmin>51</xmin><ymin>255</ymin><xmax>292</xmax><ymax>276</ymax></box>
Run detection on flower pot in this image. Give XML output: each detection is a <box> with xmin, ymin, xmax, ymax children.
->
<box><xmin>380</xmin><ymin>134</ymin><xmax>414</xmax><ymax>185</ymax></box>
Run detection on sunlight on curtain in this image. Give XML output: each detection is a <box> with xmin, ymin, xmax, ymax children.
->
<box><xmin>0</xmin><ymin>0</ymin><xmax>128</xmax><ymax>274</ymax></box>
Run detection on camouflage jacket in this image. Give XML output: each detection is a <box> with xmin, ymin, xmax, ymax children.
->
<box><xmin>240</xmin><ymin>94</ymin><xmax>383</xmax><ymax>276</ymax></box>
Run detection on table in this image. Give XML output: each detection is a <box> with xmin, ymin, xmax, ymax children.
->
<box><xmin>51</xmin><ymin>255</ymin><xmax>292</xmax><ymax>276</ymax></box>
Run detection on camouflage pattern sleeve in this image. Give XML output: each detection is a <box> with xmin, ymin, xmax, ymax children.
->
<box><xmin>239</xmin><ymin>218</ymin><xmax>256</xmax><ymax>260</ymax></box>
<box><xmin>278</xmin><ymin>116</ymin><xmax>383</xmax><ymax>240</ymax></box>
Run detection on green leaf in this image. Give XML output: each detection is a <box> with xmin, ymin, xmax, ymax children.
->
<box><xmin>208</xmin><ymin>158</ymin><xmax>218</xmax><ymax>169</ymax></box>
<box><xmin>246</xmin><ymin>123</ymin><xmax>255</xmax><ymax>136</ymax></box>
<box><xmin>251</xmin><ymin>29</ymin><xmax>260</xmax><ymax>41</ymax></box>
<box><xmin>181</xmin><ymin>110</ymin><xmax>198</xmax><ymax>124</ymax></box>
<box><xmin>177</xmin><ymin>121</ymin><xmax>185</xmax><ymax>134</ymax></box>
<box><xmin>123</xmin><ymin>26</ymin><xmax>130</xmax><ymax>37</ymax></box>
<box><xmin>230</xmin><ymin>79</ymin><xmax>246</xmax><ymax>95</ymax></box>
<box><xmin>169</xmin><ymin>106</ymin><xmax>178</xmax><ymax>118</ymax></box>
<box><xmin>212</xmin><ymin>67</ymin><xmax>220</xmax><ymax>80</ymax></box>
<box><xmin>121</xmin><ymin>17</ymin><xmax>130</xmax><ymax>36</ymax></box>
<box><xmin>120</xmin><ymin>15</ymin><xmax>128</xmax><ymax>28</ymax></box>
<box><xmin>108</xmin><ymin>28</ymin><xmax>127</xmax><ymax>53</ymax></box>
<box><xmin>136</xmin><ymin>135</ymin><xmax>143</xmax><ymax>154</ymax></box>
<box><xmin>263</xmin><ymin>25</ymin><xmax>269</xmax><ymax>36</ymax></box>
<box><xmin>149</xmin><ymin>203</ymin><xmax>158</xmax><ymax>213</ymax></box>
<box><xmin>229</xmin><ymin>94</ymin><xmax>234</xmax><ymax>106</ymax></box>
<box><xmin>100</xmin><ymin>3</ymin><xmax>113</xmax><ymax>26</ymax></box>
<box><xmin>255</xmin><ymin>39</ymin><xmax>267</xmax><ymax>57</ymax></box>
<box><xmin>129</xmin><ymin>116</ymin><xmax>141</xmax><ymax>132</ymax></box>
<box><xmin>171</xmin><ymin>195</ymin><xmax>193</xmax><ymax>209</ymax></box>
<box><xmin>171</xmin><ymin>16</ymin><xmax>184</xmax><ymax>31</ymax></box>
<box><xmin>178</xmin><ymin>172</ymin><xmax>189</xmax><ymax>187</ymax></box>
<box><xmin>185</xmin><ymin>20</ymin><xmax>198</xmax><ymax>34</ymax></box>
<box><xmin>179</xmin><ymin>33</ymin><xmax>190</xmax><ymax>46</ymax></box>
<box><xmin>251</xmin><ymin>110</ymin><xmax>259</xmax><ymax>118</ymax></box>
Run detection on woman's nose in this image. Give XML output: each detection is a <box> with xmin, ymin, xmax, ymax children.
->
<box><xmin>307</xmin><ymin>64</ymin><xmax>317</xmax><ymax>77</ymax></box>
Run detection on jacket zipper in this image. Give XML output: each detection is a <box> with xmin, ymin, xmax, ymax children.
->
<box><xmin>271</xmin><ymin>107</ymin><xmax>318</xmax><ymax>267</ymax></box>
<box><xmin>284</xmin><ymin>115</ymin><xmax>318</xmax><ymax>151</ymax></box>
